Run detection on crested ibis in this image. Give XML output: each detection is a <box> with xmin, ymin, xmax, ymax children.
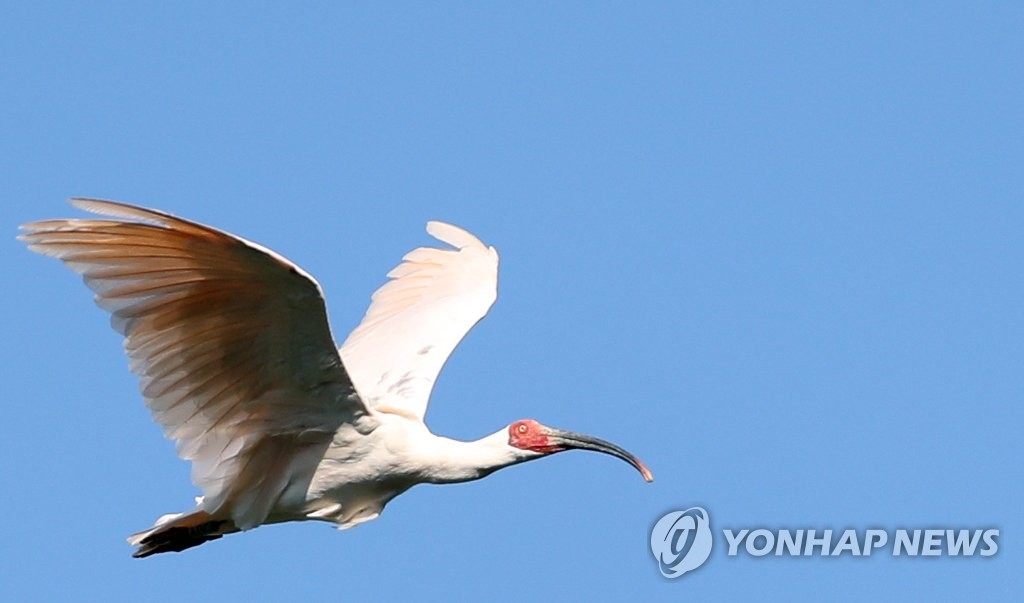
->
<box><xmin>20</xmin><ymin>199</ymin><xmax>653</xmax><ymax>557</ymax></box>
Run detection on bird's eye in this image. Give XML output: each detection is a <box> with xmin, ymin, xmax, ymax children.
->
<box><xmin>517</xmin><ymin>423</ymin><xmax>528</xmax><ymax>434</ymax></box>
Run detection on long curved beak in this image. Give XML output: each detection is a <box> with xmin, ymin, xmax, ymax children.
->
<box><xmin>544</xmin><ymin>427</ymin><xmax>654</xmax><ymax>482</ymax></box>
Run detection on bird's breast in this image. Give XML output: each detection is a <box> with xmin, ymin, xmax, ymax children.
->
<box><xmin>296</xmin><ymin>417</ymin><xmax>425</xmax><ymax>526</ymax></box>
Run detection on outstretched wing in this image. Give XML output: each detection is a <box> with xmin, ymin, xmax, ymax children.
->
<box><xmin>340</xmin><ymin>221</ymin><xmax>499</xmax><ymax>421</ymax></box>
<box><xmin>20</xmin><ymin>199</ymin><xmax>369</xmax><ymax>529</ymax></box>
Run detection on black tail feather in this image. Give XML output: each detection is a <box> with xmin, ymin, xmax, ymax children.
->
<box><xmin>132</xmin><ymin>520</ymin><xmax>231</xmax><ymax>558</ymax></box>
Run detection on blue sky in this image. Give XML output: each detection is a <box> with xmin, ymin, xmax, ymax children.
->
<box><xmin>2</xmin><ymin>2</ymin><xmax>1020</xmax><ymax>601</ymax></box>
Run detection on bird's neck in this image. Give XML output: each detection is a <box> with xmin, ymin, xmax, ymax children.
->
<box><xmin>419</xmin><ymin>429</ymin><xmax>532</xmax><ymax>484</ymax></box>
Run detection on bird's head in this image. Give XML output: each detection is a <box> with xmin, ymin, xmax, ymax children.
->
<box><xmin>506</xmin><ymin>418</ymin><xmax>654</xmax><ymax>482</ymax></box>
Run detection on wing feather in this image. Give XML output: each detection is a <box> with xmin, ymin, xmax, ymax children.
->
<box><xmin>340</xmin><ymin>220</ymin><xmax>498</xmax><ymax>420</ymax></box>
<box><xmin>20</xmin><ymin>199</ymin><xmax>370</xmax><ymax>528</ymax></box>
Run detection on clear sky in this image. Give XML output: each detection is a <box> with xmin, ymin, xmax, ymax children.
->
<box><xmin>2</xmin><ymin>3</ymin><xmax>1020</xmax><ymax>601</ymax></box>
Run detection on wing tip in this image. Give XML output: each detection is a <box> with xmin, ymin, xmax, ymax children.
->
<box><xmin>69</xmin><ymin>197</ymin><xmax>121</xmax><ymax>214</ymax></box>
<box><xmin>17</xmin><ymin>198</ymin><xmax>172</xmax><ymax>243</ymax></box>
<box><xmin>425</xmin><ymin>221</ymin><xmax>487</xmax><ymax>250</ymax></box>
<box><xmin>69</xmin><ymin>198</ymin><xmax>175</xmax><ymax>225</ymax></box>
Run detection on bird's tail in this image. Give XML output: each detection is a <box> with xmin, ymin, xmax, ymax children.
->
<box><xmin>128</xmin><ymin>509</ymin><xmax>237</xmax><ymax>558</ymax></box>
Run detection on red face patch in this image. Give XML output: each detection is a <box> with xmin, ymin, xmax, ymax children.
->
<box><xmin>508</xmin><ymin>419</ymin><xmax>562</xmax><ymax>452</ymax></box>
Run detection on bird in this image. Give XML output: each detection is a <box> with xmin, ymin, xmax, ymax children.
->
<box><xmin>19</xmin><ymin>199</ymin><xmax>653</xmax><ymax>558</ymax></box>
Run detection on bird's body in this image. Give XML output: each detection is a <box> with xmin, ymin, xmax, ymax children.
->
<box><xmin>20</xmin><ymin>199</ymin><xmax>652</xmax><ymax>557</ymax></box>
<box><xmin>304</xmin><ymin>417</ymin><xmax>516</xmax><ymax>524</ymax></box>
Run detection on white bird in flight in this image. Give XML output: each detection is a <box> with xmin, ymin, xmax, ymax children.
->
<box><xmin>20</xmin><ymin>199</ymin><xmax>653</xmax><ymax>557</ymax></box>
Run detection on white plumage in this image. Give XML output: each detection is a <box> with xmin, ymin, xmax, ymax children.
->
<box><xmin>20</xmin><ymin>199</ymin><xmax>651</xmax><ymax>557</ymax></box>
<box><xmin>340</xmin><ymin>220</ymin><xmax>499</xmax><ymax>420</ymax></box>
